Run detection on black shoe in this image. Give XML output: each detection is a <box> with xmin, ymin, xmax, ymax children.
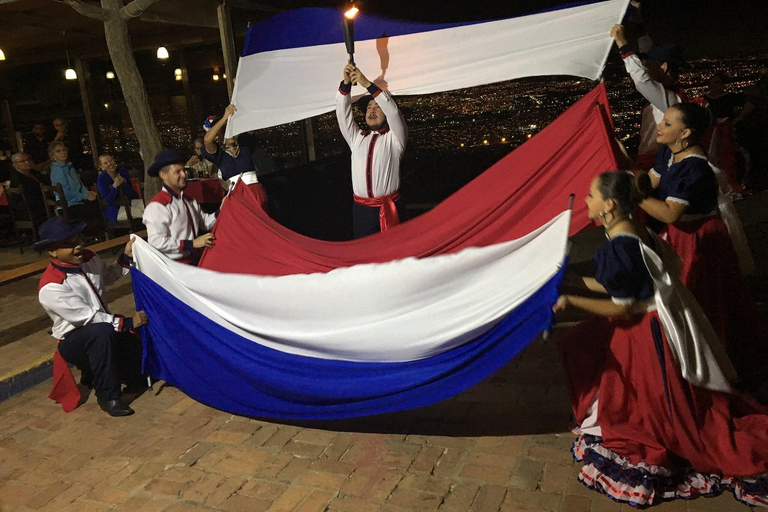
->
<box><xmin>97</xmin><ymin>398</ymin><xmax>135</xmax><ymax>417</ymax></box>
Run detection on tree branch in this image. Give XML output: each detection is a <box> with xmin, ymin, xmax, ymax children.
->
<box><xmin>61</xmin><ymin>0</ymin><xmax>113</xmax><ymax>22</ymax></box>
<box><xmin>120</xmin><ymin>0</ymin><xmax>162</xmax><ymax>20</ymax></box>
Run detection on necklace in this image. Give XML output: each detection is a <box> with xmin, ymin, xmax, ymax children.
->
<box><xmin>672</xmin><ymin>143</ymin><xmax>698</xmax><ymax>156</ymax></box>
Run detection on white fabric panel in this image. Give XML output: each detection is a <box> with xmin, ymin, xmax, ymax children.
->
<box><xmin>640</xmin><ymin>232</ymin><xmax>738</xmax><ymax>393</ymax></box>
<box><xmin>226</xmin><ymin>0</ymin><xmax>629</xmax><ymax>135</ymax></box>
<box><xmin>132</xmin><ymin>212</ymin><xmax>570</xmax><ymax>362</ymax></box>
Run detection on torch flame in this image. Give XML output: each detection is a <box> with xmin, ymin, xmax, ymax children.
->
<box><xmin>344</xmin><ymin>6</ymin><xmax>359</xmax><ymax>19</ymax></box>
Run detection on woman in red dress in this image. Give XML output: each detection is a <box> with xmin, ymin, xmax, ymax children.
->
<box><xmin>637</xmin><ymin>102</ymin><xmax>766</xmax><ymax>385</ymax></box>
<box><xmin>555</xmin><ymin>171</ymin><xmax>768</xmax><ymax>507</ymax></box>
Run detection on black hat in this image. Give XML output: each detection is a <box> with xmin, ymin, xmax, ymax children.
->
<box><xmin>645</xmin><ymin>43</ymin><xmax>688</xmax><ymax>70</ymax></box>
<box><xmin>33</xmin><ymin>216</ymin><xmax>86</xmax><ymax>251</ymax></box>
<box><xmin>147</xmin><ymin>149</ymin><xmax>184</xmax><ymax>177</ymax></box>
<box><xmin>356</xmin><ymin>94</ymin><xmax>375</xmax><ymax>112</ymax></box>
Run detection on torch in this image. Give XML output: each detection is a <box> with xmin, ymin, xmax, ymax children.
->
<box><xmin>342</xmin><ymin>6</ymin><xmax>359</xmax><ymax>66</ymax></box>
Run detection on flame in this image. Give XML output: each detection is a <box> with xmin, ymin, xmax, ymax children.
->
<box><xmin>344</xmin><ymin>7</ymin><xmax>359</xmax><ymax>19</ymax></box>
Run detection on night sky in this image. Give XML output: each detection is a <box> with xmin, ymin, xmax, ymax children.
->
<box><xmin>327</xmin><ymin>0</ymin><xmax>768</xmax><ymax>59</ymax></box>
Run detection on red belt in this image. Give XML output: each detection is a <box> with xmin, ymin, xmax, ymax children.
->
<box><xmin>353</xmin><ymin>191</ymin><xmax>401</xmax><ymax>232</ymax></box>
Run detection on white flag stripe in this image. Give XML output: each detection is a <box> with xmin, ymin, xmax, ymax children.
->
<box><xmin>132</xmin><ymin>212</ymin><xmax>570</xmax><ymax>362</ymax></box>
<box><xmin>226</xmin><ymin>0</ymin><xmax>628</xmax><ymax>136</ymax></box>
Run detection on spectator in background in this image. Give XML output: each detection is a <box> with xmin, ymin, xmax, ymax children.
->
<box><xmin>49</xmin><ymin>141</ymin><xmax>101</xmax><ymax>231</ymax></box>
<box><xmin>53</xmin><ymin>117</ymin><xmax>96</xmax><ymax>186</ymax></box>
<box><xmin>7</xmin><ymin>152</ymin><xmax>50</xmax><ymax>228</ymax></box>
<box><xmin>701</xmin><ymin>73</ymin><xmax>747</xmax><ymax>196</ymax></box>
<box><xmin>734</xmin><ymin>67</ymin><xmax>768</xmax><ymax>191</ymax></box>
<box><xmin>185</xmin><ymin>138</ymin><xmax>216</xmax><ymax>179</ymax></box>
<box><xmin>96</xmin><ymin>155</ymin><xmax>144</xmax><ymax>222</ymax></box>
<box><xmin>25</xmin><ymin>123</ymin><xmax>52</xmax><ymax>173</ymax></box>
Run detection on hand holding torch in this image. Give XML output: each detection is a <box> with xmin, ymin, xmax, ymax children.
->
<box><xmin>342</xmin><ymin>6</ymin><xmax>359</xmax><ymax>66</ymax></box>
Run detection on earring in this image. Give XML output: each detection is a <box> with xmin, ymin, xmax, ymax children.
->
<box><xmin>598</xmin><ymin>211</ymin><xmax>606</xmax><ymax>223</ymax></box>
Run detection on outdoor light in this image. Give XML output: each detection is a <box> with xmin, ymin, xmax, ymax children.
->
<box><xmin>175</xmin><ymin>75</ymin><xmax>183</xmax><ymax>81</ymax></box>
<box><xmin>174</xmin><ymin>68</ymin><xmax>182</xmax><ymax>76</ymax></box>
<box><xmin>222</xmin><ymin>73</ymin><xmax>227</xmax><ymax>79</ymax></box>
<box><xmin>106</xmin><ymin>71</ymin><xmax>115</xmax><ymax>79</ymax></box>
<box><xmin>62</xmin><ymin>31</ymin><xmax>77</xmax><ymax>80</ymax></box>
<box><xmin>460</xmin><ymin>143</ymin><xmax>465</xmax><ymax>148</ymax></box>
<box><xmin>157</xmin><ymin>46</ymin><xmax>169</xmax><ymax>59</ymax></box>
<box><xmin>0</xmin><ymin>49</ymin><xmax>5</xmax><ymax>61</ymax></box>
<box><xmin>212</xmin><ymin>74</ymin><xmax>220</xmax><ymax>81</ymax></box>
<box><xmin>527</xmin><ymin>134</ymin><xmax>532</xmax><ymax>139</ymax></box>
<box><xmin>342</xmin><ymin>6</ymin><xmax>359</xmax><ymax>66</ymax></box>
<box><xmin>104</xmin><ymin>103</ymin><xmax>109</xmax><ymax>108</ymax></box>
<box><xmin>483</xmin><ymin>139</ymin><xmax>489</xmax><ymax>145</ymax></box>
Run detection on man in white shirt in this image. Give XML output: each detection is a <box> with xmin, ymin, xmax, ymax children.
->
<box><xmin>36</xmin><ymin>216</ymin><xmax>147</xmax><ymax>416</ymax></box>
<box><xmin>336</xmin><ymin>63</ymin><xmax>408</xmax><ymax>238</ymax></box>
<box><xmin>142</xmin><ymin>150</ymin><xmax>217</xmax><ymax>264</ymax></box>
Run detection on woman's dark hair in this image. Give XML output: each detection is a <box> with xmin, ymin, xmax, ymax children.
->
<box><xmin>669</xmin><ymin>102</ymin><xmax>712</xmax><ymax>147</ymax></box>
<box><xmin>596</xmin><ymin>171</ymin><xmax>643</xmax><ymax>218</ymax></box>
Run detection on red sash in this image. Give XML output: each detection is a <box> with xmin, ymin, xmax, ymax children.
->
<box><xmin>49</xmin><ymin>347</ymin><xmax>80</xmax><ymax>412</ymax></box>
<box><xmin>353</xmin><ymin>191</ymin><xmax>401</xmax><ymax>232</ymax></box>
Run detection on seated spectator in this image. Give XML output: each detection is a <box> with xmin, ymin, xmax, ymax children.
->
<box><xmin>53</xmin><ymin>117</ymin><xmax>95</xmax><ymax>186</ymax></box>
<box><xmin>36</xmin><ymin>216</ymin><xmax>147</xmax><ymax>416</ymax></box>
<box><xmin>185</xmin><ymin>138</ymin><xmax>217</xmax><ymax>179</ymax></box>
<box><xmin>96</xmin><ymin>154</ymin><xmax>144</xmax><ymax>222</ymax></box>
<box><xmin>26</xmin><ymin>123</ymin><xmax>52</xmax><ymax>173</ymax></box>
<box><xmin>49</xmin><ymin>141</ymin><xmax>102</xmax><ymax>229</ymax></box>
<box><xmin>7</xmin><ymin>152</ymin><xmax>50</xmax><ymax>228</ymax></box>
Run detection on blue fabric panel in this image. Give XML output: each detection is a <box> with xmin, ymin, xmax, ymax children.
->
<box><xmin>132</xmin><ymin>265</ymin><xmax>565</xmax><ymax>420</ymax></box>
<box><xmin>242</xmin><ymin>1</ymin><xmax>612</xmax><ymax>56</ymax></box>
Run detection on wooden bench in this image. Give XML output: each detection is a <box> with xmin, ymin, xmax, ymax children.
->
<box><xmin>0</xmin><ymin>230</ymin><xmax>146</xmax><ymax>287</ymax></box>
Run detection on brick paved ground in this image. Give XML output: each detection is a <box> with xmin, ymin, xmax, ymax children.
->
<box><xmin>1</xmin><ymin>191</ymin><xmax>766</xmax><ymax>512</ymax></box>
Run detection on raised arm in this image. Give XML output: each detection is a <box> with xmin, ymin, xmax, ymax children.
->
<box><xmin>204</xmin><ymin>105</ymin><xmax>235</xmax><ymax>154</ymax></box>
<box><xmin>351</xmin><ymin>69</ymin><xmax>408</xmax><ymax>149</ymax></box>
<box><xmin>611</xmin><ymin>25</ymin><xmax>677</xmax><ymax>113</ymax></box>
<box><xmin>335</xmin><ymin>63</ymin><xmax>359</xmax><ymax>148</ymax></box>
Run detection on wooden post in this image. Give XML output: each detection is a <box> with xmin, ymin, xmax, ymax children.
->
<box><xmin>179</xmin><ymin>49</ymin><xmax>199</xmax><ymax>141</ymax></box>
<box><xmin>217</xmin><ymin>2</ymin><xmax>237</xmax><ymax>99</ymax></box>
<box><xmin>301</xmin><ymin>117</ymin><xmax>318</xmax><ymax>163</ymax></box>
<box><xmin>75</xmin><ymin>58</ymin><xmax>100</xmax><ymax>169</ymax></box>
<box><xmin>1</xmin><ymin>99</ymin><xmax>20</xmax><ymax>153</ymax></box>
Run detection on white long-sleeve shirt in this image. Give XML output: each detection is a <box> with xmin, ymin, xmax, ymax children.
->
<box><xmin>620</xmin><ymin>45</ymin><xmax>683</xmax><ymax>157</ymax></box>
<box><xmin>39</xmin><ymin>251</ymin><xmax>132</xmax><ymax>339</ymax></box>
<box><xmin>142</xmin><ymin>185</ymin><xmax>217</xmax><ymax>261</ymax></box>
<box><xmin>335</xmin><ymin>83</ymin><xmax>408</xmax><ymax>198</ymax></box>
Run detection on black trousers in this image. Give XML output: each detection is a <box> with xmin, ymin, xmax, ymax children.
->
<box><xmin>58</xmin><ymin>323</ymin><xmax>144</xmax><ymax>401</ymax></box>
<box><xmin>352</xmin><ymin>198</ymin><xmax>405</xmax><ymax>239</ymax></box>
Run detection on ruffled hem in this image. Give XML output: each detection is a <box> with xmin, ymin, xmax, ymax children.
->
<box><xmin>572</xmin><ymin>434</ymin><xmax>768</xmax><ymax>508</ymax></box>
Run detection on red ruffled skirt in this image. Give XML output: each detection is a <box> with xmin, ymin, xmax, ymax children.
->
<box><xmin>558</xmin><ymin>312</ymin><xmax>768</xmax><ymax>507</ymax></box>
<box><xmin>662</xmin><ymin>217</ymin><xmax>768</xmax><ymax>378</ymax></box>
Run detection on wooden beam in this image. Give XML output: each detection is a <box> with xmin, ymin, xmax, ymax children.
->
<box><xmin>217</xmin><ymin>2</ymin><xmax>237</xmax><ymax>99</ymax></box>
<box><xmin>0</xmin><ymin>231</ymin><xmax>147</xmax><ymax>286</ymax></box>
<box><xmin>140</xmin><ymin>12</ymin><xmax>219</xmax><ymax>28</ymax></box>
<box><xmin>75</xmin><ymin>58</ymin><xmax>100</xmax><ymax>169</ymax></box>
<box><xmin>217</xmin><ymin>0</ymin><xmax>281</xmax><ymax>13</ymax></box>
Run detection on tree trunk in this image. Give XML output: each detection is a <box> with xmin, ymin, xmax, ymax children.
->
<box><xmin>101</xmin><ymin>0</ymin><xmax>164</xmax><ymax>199</ymax></box>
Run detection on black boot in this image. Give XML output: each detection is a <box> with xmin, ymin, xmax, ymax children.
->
<box><xmin>97</xmin><ymin>397</ymin><xmax>134</xmax><ymax>417</ymax></box>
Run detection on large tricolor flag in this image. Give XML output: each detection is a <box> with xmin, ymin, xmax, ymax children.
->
<box><xmin>131</xmin><ymin>211</ymin><xmax>570</xmax><ymax>420</ymax></box>
<box><xmin>226</xmin><ymin>0</ymin><xmax>629</xmax><ymax>135</ymax></box>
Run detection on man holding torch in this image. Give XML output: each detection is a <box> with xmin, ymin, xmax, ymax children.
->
<box><xmin>336</xmin><ymin>62</ymin><xmax>408</xmax><ymax>239</ymax></box>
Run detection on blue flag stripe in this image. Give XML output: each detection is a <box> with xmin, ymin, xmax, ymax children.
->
<box><xmin>133</xmin><ymin>266</ymin><xmax>565</xmax><ymax>420</ymax></box>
